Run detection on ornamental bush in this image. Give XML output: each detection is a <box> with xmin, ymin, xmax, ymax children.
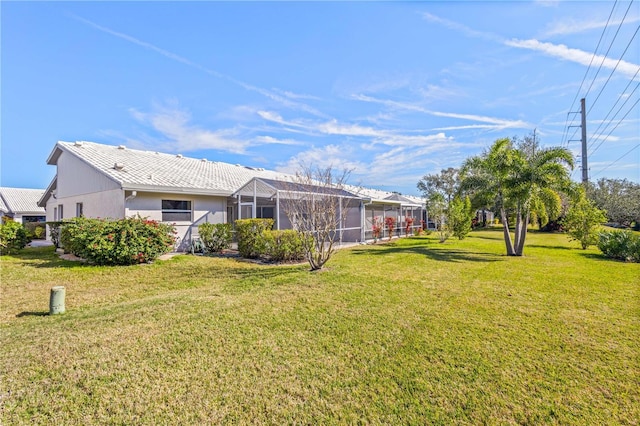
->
<box><xmin>60</xmin><ymin>216</ymin><xmax>176</xmax><ymax>265</ymax></box>
<box><xmin>235</xmin><ymin>219</ymin><xmax>274</xmax><ymax>258</ymax></box>
<box><xmin>259</xmin><ymin>230</ymin><xmax>308</xmax><ymax>262</ymax></box>
<box><xmin>198</xmin><ymin>222</ymin><xmax>233</xmax><ymax>253</ymax></box>
<box><xmin>597</xmin><ymin>230</ymin><xmax>640</xmax><ymax>263</ymax></box>
<box><xmin>0</xmin><ymin>220</ymin><xmax>30</xmax><ymax>255</ymax></box>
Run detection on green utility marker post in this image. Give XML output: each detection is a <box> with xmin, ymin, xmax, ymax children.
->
<box><xmin>50</xmin><ymin>286</ymin><xmax>66</xmax><ymax>315</ymax></box>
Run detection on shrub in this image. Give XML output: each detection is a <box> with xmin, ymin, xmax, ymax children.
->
<box><xmin>60</xmin><ymin>216</ymin><xmax>176</xmax><ymax>265</ymax></box>
<box><xmin>260</xmin><ymin>230</ymin><xmax>308</xmax><ymax>262</ymax></box>
<box><xmin>198</xmin><ymin>222</ymin><xmax>233</xmax><ymax>253</ymax></box>
<box><xmin>235</xmin><ymin>219</ymin><xmax>274</xmax><ymax>258</ymax></box>
<box><xmin>562</xmin><ymin>195</ymin><xmax>607</xmax><ymax>249</ymax></box>
<box><xmin>47</xmin><ymin>221</ymin><xmax>64</xmax><ymax>248</ymax></box>
<box><xmin>385</xmin><ymin>216</ymin><xmax>396</xmax><ymax>240</ymax></box>
<box><xmin>24</xmin><ymin>222</ymin><xmax>46</xmax><ymax>240</ymax></box>
<box><xmin>597</xmin><ymin>230</ymin><xmax>640</xmax><ymax>263</ymax></box>
<box><xmin>0</xmin><ymin>220</ymin><xmax>30</xmax><ymax>255</ymax></box>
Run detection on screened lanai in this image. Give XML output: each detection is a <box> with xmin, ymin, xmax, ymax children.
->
<box><xmin>231</xmin><ymin>178</ymin><xmax>366</xmax><ymax>242</ymax></box>
<box><xmin>231</xmin><ymin>178</ymin><xmax>427</xmax><ymax>243</ymax></box>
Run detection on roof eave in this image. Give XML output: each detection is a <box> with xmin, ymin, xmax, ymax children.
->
<box><xmin>121</xmin><ymin>184</ymin><xmax>232</xmax><ymax>197</ymax></box>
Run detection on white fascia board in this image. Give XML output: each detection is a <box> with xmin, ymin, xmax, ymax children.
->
<box><xmin>121</xmin><ymin>184</ymin><xmax>232</xmax><ymax>197</ymax></box>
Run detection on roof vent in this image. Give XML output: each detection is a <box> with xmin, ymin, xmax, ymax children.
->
<box><xmin>74</xmin><ymin>141</ymin><xmax>83</xmax><ymax>147</ymax></box>
<box><xmin>114</xmin><ymin>162</ymin><xmax>125</xmax><ymax>170</ymax></box>
<box><xmin>176</xmin><ymin>154</ymin><xmax>183</xmax><ymax>158</ymax></box>
<box><xmin>201</xmin><ymin>158</ymin><xmax>207</xmax><ymax>162</ymax></box>
<box><xmin>148</xmin><ymin>174</ymin><xmax>153</xmax><ymax>179</ymax></box>
<box><xmin>118</xmin><ymin>145</ymin><xmax>126</xmax><ymax>150</ymax></box>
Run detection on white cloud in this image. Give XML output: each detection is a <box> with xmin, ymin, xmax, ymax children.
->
<box><xmin>253</xmin><ymin>135</ymin><xmax>303</xmax><ymax>146</ymax></box>
<box><xmin>542</xmin><ymin>16</ymin><xmax>640</xmax><ymax>37</ymax></box>
<box><xmin>505</xmin><ymin>38</ymin><xmax>640</xmax><ymax>80</ymax></box>
<box><xmin>71</xmin><ymin>14</ymin><xmax>325</xmax><ymax>117</ymax></box>
<box><xmin>130</xmin><ymin>105</ymin><xmax>248</xmax><ymax>153</ymax></box>
<box><xmin>352</xmin><ymin>94</ymin><xmax>532</xmax><ymax>130</ymax></box>
<box><xmin>421</xmin><ymin>12</ymin><xmax>502</xmax><ymax>42</ymax></box>
<box><xmin>276</xmin><ymin>145</ymin><xmax>368</xmax><ymax>174</ymax></box>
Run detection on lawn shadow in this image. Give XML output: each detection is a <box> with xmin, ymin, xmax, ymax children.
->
<box><xmin>352</xmin><ymin>243</ymin><xmax>502</xmax><ymax>263</ymax></box>
<box><xmin>6</xmin><ymin>247</ymin><xmax>88</xmax><ymax>269</ymax></box>
<box><xmin>526</xmin><ymin>244</ymin><xmax>574</xmax><ymax>251</ymax></box>
<box><xmin>16</xmin><ymin>311</ymin><xmax>49</xmax><ymax>318</ymax></box>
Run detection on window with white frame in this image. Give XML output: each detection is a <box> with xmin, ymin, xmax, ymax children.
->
<box><xmin>76</xmin><ymin>202</ymin><xmax>83</xmax><ymax>217</ymax></box>
<box><xmin>162</xmin><ymin>200</ymin><xmax>192</xmax><ymax>222</ymax></box>
<box><xmin>58</xmin><ymin>204</ymin><xmax>64</xmax><ymax>220</ymax></box>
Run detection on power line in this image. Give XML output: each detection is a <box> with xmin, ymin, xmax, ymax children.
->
<box><xmin>587</xmin><ymin>22</ymin><xmax>640</xmax><ymax>116</ymax></box>
<box><xmin>583</xmin><ymin>0</ymin><xmax>635</xmax><ymax>100</ymax></box>
<box><xmin>588</xmin><ymin>67</ymin><xmax>640</xmax><ymax>151</ymax></box>
<box><xmin>561</xmin><ymin>0</ymin><xmax>619</xmax><ymax>147</ymax></box>
<box><xmin>591</xmin><ymin>143</ymin><xmax>640</xmax><ymax>178</ymax></box>
<box><xmin>589</xmin><ymin>81</ymin><xmax>640</xmax><ymax>154</ymax></box>
<box><xmin>588</xmin><ymin>95</ymin><xmax>640</xmax><ymax>157</ymax></box>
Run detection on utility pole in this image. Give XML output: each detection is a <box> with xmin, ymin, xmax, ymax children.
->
<box><xmin>580</xmin><ymin>98</ymin><xmax>588</xmax><ymax>184</ymax></box>
<box><xmin>568</xmin><ymin>98</ymin><xmax>589</xmax><ymax>185</ymax></box>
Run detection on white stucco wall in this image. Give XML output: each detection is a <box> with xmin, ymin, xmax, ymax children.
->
<box><xmin>125</xmin><ymin>192</ymin><xmax>227</xmax><ymax>251</ymax></box>
<box><xmin>56</xmin><ymin>151</ymin><xmax>120</xmax><ymax>198</ymax></box>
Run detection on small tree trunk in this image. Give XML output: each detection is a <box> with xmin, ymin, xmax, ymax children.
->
<box><xmin>515</xmin><ymin>211</ymin><xmax>529</xmax><ymax>256</ymax></box>
<box><xmin>500</xmin><ymin>208</ymin><xmax>516</xmax><ymax>256</ymax></box>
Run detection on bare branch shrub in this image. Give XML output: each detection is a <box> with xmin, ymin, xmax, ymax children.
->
<box><xmin>279</xmin><ymin>166</ymin><xmax>352</xmax><ymax>271</ymax></box>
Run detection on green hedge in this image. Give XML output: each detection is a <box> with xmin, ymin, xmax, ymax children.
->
<box><xmin>235</xmin><ymin>219</ymin><xmax>274</xmax><ymax>258</ymax></box>
<box><xmin>60</xmin><ymin>217</ymin><xmax>176</xmax><ymax>265</ymax></box>
<box><xmin>0</xmin><ymin>220</ymin><xmax>30</xmax><ymax>255</ymax></box>
<box><xmin>598</xmin><ymin>230</ymin><xmax>640</xmax><ymax>263</ymax></box>
<box><xmin>259</xmin><ymin>230</ymin><xmax>308</xmax><ymax>262</ymax></box>
<box><xmin>198</xmin><ymin>222</ymin><xmax>233</xmax><ymax>253</ymax></box>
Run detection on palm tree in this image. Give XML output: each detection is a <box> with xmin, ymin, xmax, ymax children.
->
<box><xmin>461</xmin><ymin>137</ymin><xmax>574</xmax><ymax>256</ymax></box>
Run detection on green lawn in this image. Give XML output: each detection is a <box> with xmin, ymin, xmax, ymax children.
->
<box><xmin>1</xmin><ymin>229</ymin><xmax>638</xmax><ymax>424</ymax></box>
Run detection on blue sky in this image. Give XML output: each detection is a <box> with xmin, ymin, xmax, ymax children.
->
<box><xmin>2</xmin><ymin>1</ymin><xmax>639</xmax><ymax>196</ymax></box>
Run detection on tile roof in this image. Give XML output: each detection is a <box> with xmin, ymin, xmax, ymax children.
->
<box><xmin>0</xmin><ymin>187</ymin><xmax>46</xmax><ymax>215</ymax></box>
<box><xmin>52</xmin><ymin>141</ymin><xmax>290</xmax><ymax>195</ymax></box>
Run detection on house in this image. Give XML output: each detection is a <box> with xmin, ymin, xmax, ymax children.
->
<box><xmin>0</xmin><ymin>187</ymin><xmax>46</xmax><ymax>224</ymax></box>
<box><xmin>38</xmin><ymin>141</ymin><xmax>425</xmax><ymax>249</ymax></box>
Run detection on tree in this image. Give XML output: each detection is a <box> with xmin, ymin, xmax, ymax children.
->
<box><xmin>279</xmin><ymin>166</ymin><xmax>352</xmax><ymax>271</ymax></box>
<box><xmin>418</xmin><ymin>167</ymin><xmax>463</xmax><ymax>239</ymax></box>
<box><xmin>417</xmin><ymin>167</ymin><xmax>460</xmax><ymax>204</ymax></box>
<box><xmin>428</xmin><ymin>192</ymin><xmax>450</xmax><ymax>243</ymax></box>
<box><xmin>449</xmin><ymin>195</ymin><xmax>474</xmax><ymax>240</ymax></box>
<box><xmin>587</xmin><ymin>178</ymin><xmax>640</xmax><ymax>228</ymax></box>
<box><xmin>563</xmin><ymin>191</ymin><xmax>607</xmax><ymax>249</ymax></box>
<box><xmin>461</xmin><ymin>136</ymin><xmax>574</xmax><ymax>256</ymax></box>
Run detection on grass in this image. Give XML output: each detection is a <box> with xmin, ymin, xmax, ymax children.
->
<box><xmin>1</xmin><ymin>229</ymin><xmax>638</xmax><ymax>424</ymax></box>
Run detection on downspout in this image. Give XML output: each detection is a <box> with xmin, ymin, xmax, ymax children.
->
<box><xmin>124</xmin><ymin>191</ymin><xmax>137</xmax><ymax>216</ymax></box>
<box><xmin>276</xmin><ymin>190</ymin><xmax>280</xmax><ymax>230</ymax></box>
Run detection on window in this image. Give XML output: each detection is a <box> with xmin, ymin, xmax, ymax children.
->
<box><xmin>257</xmin><ymin>206</ymin><xmax>275</xmax><ymax>219</ymax></box>
<box><xmin>58</xmin><ymin>205</ymin><xmax>64</xmax><ymax>220</ymax></box>
<box><xmin>162</xmin><ymin>200</ymin><xmax>192</xmax><ymax>222</ymax></box>
<box><xmin>76</xmin><ymin>203</ymin><xmax>83</xmax><ymax>217</ymax></box>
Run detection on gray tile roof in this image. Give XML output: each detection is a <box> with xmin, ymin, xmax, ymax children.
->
<box><xmin>0</xmin><ymin>187</ymin><xmax>46</xmax><ymax>215</ymax></box>
<box><xmin>52</xmin><ymin>141</ymin><xmax>290</xmax><ymax>195</ymax></box>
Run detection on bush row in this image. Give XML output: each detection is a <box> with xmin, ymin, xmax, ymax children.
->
<box><xmin>60</xmin><ymin>216</ymin><xmax>176</xmax><ymax>265</ymax></box>
<box><xmin>598</xmin><ymin>230</ymin><xmax>640</xmax><ymax>263</ymax></box>
<box><xmin>234</xmin><ymin>219</ymin><xmax>308</xmax><ymax>262</ymax></box>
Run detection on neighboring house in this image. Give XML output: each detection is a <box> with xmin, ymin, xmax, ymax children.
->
<box><xmin>38</xmin><ymin>141</ymin><xmax>425</xmax><ymax>250</ymax></box>
<box><xmin>0</xmin><ymin>187</ymin><xmax>46</xmax><ymax>224</ymax></box>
